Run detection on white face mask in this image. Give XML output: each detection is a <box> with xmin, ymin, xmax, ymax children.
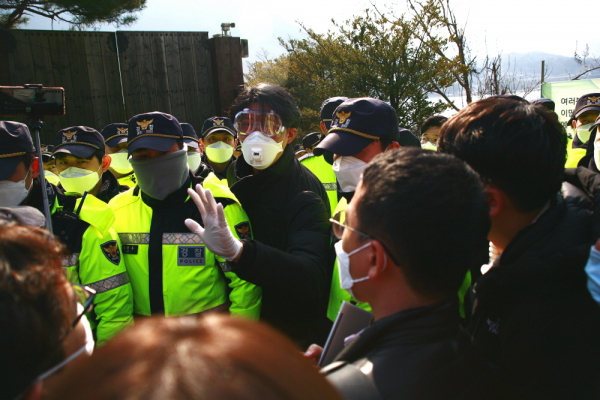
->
<box><xmin>0</xmin><ymin>169</ymin><xmax>31</xmax><ymax>207</ymax></box>
<box><xmin>206</xmin><ymin>141</ymin><xmax>234</xmax><ymax>163</ymax></box>
<box><xmin>241</xmin><ymin>131</ymin><xmax>284</xmax><ymax>170</ymax></box>
<box><xmin>576</xmin><ymin>123</ymin><xmax>593</xmax><ymax>144</ymax></box>
<box><xmin>333</xmin><ymin>156</ymin><xmax>367</xmax><ymax>192</ymax></box>
<box><xmin>109</xmin><ymin>149</ymin><xmax>133</xmax><ymax>174</ymax></box>
<box><xmin>335</xmin><ymin>240</ymin><xmax>372</xmax><ymax>298</ymax></box>
<box><xmin>35</xmin><ymin>302</ymin><xmax>94</xmax><ymax>382</ymax></box>
<box><xmin>594</xmin><ymin>138</ymin><xmax>600</xmax><ymax>171</ymax></box>
<box><xmin>187</xmin><ymin>151</ymin><xmax>202</xmax><ymax>173</ymax></box>
<box><xmin>59</xmin><ymin>166</ymin><xmax>101</xmax><ymax>195</ymax></box>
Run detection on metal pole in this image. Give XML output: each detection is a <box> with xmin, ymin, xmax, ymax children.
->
<box><xmin>541</xmin><ymin>60</ymin><xmax>545</xmax><ymax>85</ymax></box>
<box><xmin>31</xmin><ymin>119</ymin><xmax>53</xmax><ymax>234</ymax></box>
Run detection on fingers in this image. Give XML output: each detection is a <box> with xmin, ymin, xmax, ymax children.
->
<box><xmin>216</xmin><ymin>202</ymin><xmax>228</xmax><ymax>228</ymax></box>
<box><xmin>185</xmin><ymin>218</ymin><xmax>205</xmax><ymax>236</ymax></box>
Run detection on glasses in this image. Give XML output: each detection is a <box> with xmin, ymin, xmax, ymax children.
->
<box><xmin>330</xmin><ymin>210</ymin><xmax>401</xmax><ymax>265</ymax></box>
<box><xmin>72</xmin><ymin>284</ymin><xmax>96</xmax><ymax>328</ymax></box>
<box><xmin>233</xmin><ymin>108</ymin><xmax>286</xmax><ymax>137</ymax></box>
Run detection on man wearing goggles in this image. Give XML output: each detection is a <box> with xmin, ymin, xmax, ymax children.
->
<box><xmin>186</xmin><ymin>83</ymin><xmax>332</xmax><ymax>348</ymax></box>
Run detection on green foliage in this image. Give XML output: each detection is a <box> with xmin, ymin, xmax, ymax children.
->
<box><xmin>0</xmin><ymin>0</ymin><xmax>146</xmax><ymax>29</ymax></box>
<box><xmin>273</xmin><ymin>8</ymin><xmax>450</xmax><ymax>133</ymax></box>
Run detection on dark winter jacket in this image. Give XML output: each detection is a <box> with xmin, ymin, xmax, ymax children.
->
<box><xmin>229</xmin><ymin>145</ymin><xmax>333</xmax><ymax>347</ymax></box>
<box><xmin>468</xmin><ymin>168</ymin><xmax>600</xmax><ymax>399</ymax></box>
<box><xmin>324</xmin><ymin>301</ymin><xmax>497</xmax><ymax>400</ymax></box>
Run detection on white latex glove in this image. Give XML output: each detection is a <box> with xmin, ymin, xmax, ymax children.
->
<box><xmin>185</xmin><ymin>184</ymin><xmax>243</xmax><ymax>261</ymax></box>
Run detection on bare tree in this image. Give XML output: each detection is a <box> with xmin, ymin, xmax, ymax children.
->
<box><xmin>571</xmin><ymin>42</ymin><xmax>600</xmax><ymax>80</ymax></box>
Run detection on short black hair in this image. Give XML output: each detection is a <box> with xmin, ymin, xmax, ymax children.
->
<box><xmin>421</xmin><ymin>115</ymin><xmax>448</xmax><ymax>134</ymax></box>
<box><xmin>438</xmin><ymin>97</ymin><xmax>566</xmax><ymax>213</ymax></box>
<box><xmin>20</xmin><ymin>152</ymin><xmax>36</xmax><ymax>171</ymax></box>
<box><xmin>357</xmin><ymin>148</ymin><xmax>489</xmax><ymax>301</ymax></box>
<box><xmin>54</xmin><ymin>150</ymin><xmax>104</xmax><ymax>164</ymax></box>
<box><xmin>229</xmin><ymin>83</ymin><xmax>301</xmax><ymax>129</ymax></box>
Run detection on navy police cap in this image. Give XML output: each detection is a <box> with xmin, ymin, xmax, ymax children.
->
<box><xmin>101</xmin><ymin>123</ymin><xmax>129</xmax><ymax>147</ymax></box>
<box><xmin>127</xmin><ymin>111</ymin><xmax>183</xmax><ymax>155</ymax></box>
<box><xmin>531</xmin><ymin>98</ymin><xmax>555</xmax><ymax>112</ymax></box>
<box><xmin>302</xmin><ymin>132</ymin><xmax>322</xmax><ymax>149</ymax></box>
<box><xmin>569</xmin><ymin>93</ymin><xmax>600</xmax><ymax>124</ymax></box>
<box><xmin>201</xmin><ymin>116</ymin><xmax>236</xmax><ymax>140</ymax></box>
<box><xmin>41</xmin><ymin>144</ymin><xmax>54</xmax><ymax>162</ymax></box>
<box><xmin>396</xmin><ymin>128</ymin><xmax>420</xmax><ymax>147</ymax></box>
<box><xmin>0</xmin><ymin>121</ymin><xmax>35</xmax><ymax>180</ymax></box>
<box><xmin>53</xmin><ymin>126</ymin><xmax>105</xmax><ymax>159</ymax></box>
<box><xmin>320</xmin><ymin>97</ymin><xmax>348</xmax><ymax>132</ymax></box>
<box><xmin>181</xmin><ymin>123</ymin><xmax>199</xmax><ymax>149</ymax></box>
<box><xmin>315</xmin><ymin>97</ymin><xmax>399</xmax><ymax>157</ymax></box>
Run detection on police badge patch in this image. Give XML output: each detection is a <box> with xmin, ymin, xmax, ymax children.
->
<box><xmin>234</xmin><ymin>222</ymin><xmax>251</xmax><ymax>239</ymax></box>
<box><xmin>101</xmin><ymin>240</ymin><xmax>121</xmax><ymax>265</ymax></box>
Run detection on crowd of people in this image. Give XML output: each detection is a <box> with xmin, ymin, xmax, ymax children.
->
<box><xmin>2</xmin><ymin>83</ymin><xmax>600</xmax><ymax>399</ymax></box>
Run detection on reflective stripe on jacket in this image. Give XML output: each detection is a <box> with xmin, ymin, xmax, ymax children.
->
<box><xmin>108</xmin><ymin>172</ymin><xmax>261</xmax><ymax>319</ymax></box>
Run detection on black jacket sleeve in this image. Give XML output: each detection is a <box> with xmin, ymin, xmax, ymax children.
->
<box><xmin>235</xmin><ymin>190</ymin><xmax>331</xmax><ymax>303</ymax></box>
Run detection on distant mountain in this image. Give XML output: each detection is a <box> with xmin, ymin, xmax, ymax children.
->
<box><xmin>499</xmin><ymin>52</ymin><xmax>600</xmax><ymax>82</ymax></box>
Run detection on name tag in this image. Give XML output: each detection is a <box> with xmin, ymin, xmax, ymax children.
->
<box><xmin>178</xmin><ymin>246</ymin><xmax>206</xmax><ymax>266</ymax></box>
<box><xmin>122</xmin><ymin>245</ymin><xmax>138</xmax><ymax>255</ymax></box>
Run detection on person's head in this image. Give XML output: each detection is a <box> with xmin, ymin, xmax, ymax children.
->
<box><xmin>302</xmin><ymin>132</ymin><xmax>322</xmax><ymax>153</ymax></box>
<box><xmin>231</xmin><ymin>83</ymin><xmax>299</xmax><ymax>170</ymax></box>
<box><xmin>420</xmin><ymin>115</ymin><xmax>448</xmax><ymax>145</ymax></box>
<box><xmin>127</xmin><ymin>112</ymin><xmax>188</xmax><ymax>200</ymax></box>
<box><xmin>0</xmin><ymin>121</ymin><xmax>39</xmax><ymax>207</ymax></box>
<box><xmin>314</xmin><ymin>97</ymin><xmax>401</xmax><ymax>192</ymax></box>
<box><xmin>320</xmin><ymin>96</ymin><xmax>348</xmax><ymax>135</ymax></box>
<box><xmin>101</xmin><ymin>123</ymin><xmax>132</xmax><ymax>176</ymax></box>
<box><xmin>53</xmin><ymin>127</ymin><xmax>110</xmax><ymax>196</ymax></box>
<box><xmin>201</xmin><ymin>117</ymin><xmax>237</xmax><ymax>164</ymax></box>
<box><xmin>0</xmin><ymin>225</ymin><xmax>94</xmax><ymax>400</ymax></box>
<box><xmin>569</xmin><ymin>93</ymin><xmax>600</xmax><ymax>132</ymax></box>
<box><xmin>46</xmin><ymin>315</ymin><xmax>343</xmax><ymax>400</ymax></box>
<box><xmin>41</xmin><ymin>145</ymin><xmax>56</xmax><ymax>171</ymax></box>
<box><xmin>294</xmin><ymin>144</ymin><xmax>307</xmax><ymax>159</ymax></box>
<box><xmin>438</xmin><ymin>97</ymin><xmax>566</xmax><ymax>250</ymax></box>
<box><xmin>337</xmin><ymin>149</ymin><xmax>489</xmax><ymax>317</ymax></box>
<box><xmin>180</xmin><ymin>123</ymin><xmax>203</xmax><ymax>173</ymax></box>
<box><xmin>531</xmin><ymin>98</ymin><xmax>555</xmax><ymax>112</ymax></box>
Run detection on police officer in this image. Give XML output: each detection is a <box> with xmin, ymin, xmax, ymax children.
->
<box><xmin>108</xmin><ymin>112</ymin><xmax>261</xmax><ymax>319</ymax></box>
<box><xmin>52</xmin><ymin>126</ymin><xmax>134</xmax><ymax>345</ymax></box>
<box><xmin>101</xmin><ymin>123</ymin><xmax>137</xmax><ymax>189</ymax></box>
<box><xmin>41</xmin><ymin>144</ymin><xmax>60</xmax><ymax>185</ymax></box>
<box><xmin>181</xmin><ymin>123</ymin><xmax>207</xmax><ymax>176</ymax></box>
<box><xmin>300</xmin><ymin>131</ymin><xmax>338</xmax><ymax>214</ymax></box>
<box><xmin>566</xmin><ymin>93</ymin><xmax>600</xmax><ymax>168</ymax></box>
<box><xmin>314</xmin><ymin>98</ymin><xmax>401</xmax><ymax>320</ymax></box>
<box><xmin>199</xmin><ymin>116</ymin><xmax>238</xmax><ymax>183</ymax></box>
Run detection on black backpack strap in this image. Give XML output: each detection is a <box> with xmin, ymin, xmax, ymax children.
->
<box><xmin>322</xmin><ymin>361</ymin><xmax>381</xmax><ymax>400</ymax></box>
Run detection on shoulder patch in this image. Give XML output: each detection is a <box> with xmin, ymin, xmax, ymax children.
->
<box><xmin>101</xmin><ymin>240</ymin><xmax>121</xmax><ymax>265</ymax></box>
<box><xmin>234</xmin><ymin>222</ymin><xmax>251</xmax><ymax>239</ymax></box>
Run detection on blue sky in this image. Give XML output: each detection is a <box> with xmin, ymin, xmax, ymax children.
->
<box><xmin>23</xmin><ymin>0</ymin><xmax>599</xmax><ymax>72</ymax></box>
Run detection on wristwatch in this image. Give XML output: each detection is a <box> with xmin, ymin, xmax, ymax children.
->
<box><xmin>218</xmin><ymin>260</ymin><xmax>236</xmax><ymax>273</ymax></box>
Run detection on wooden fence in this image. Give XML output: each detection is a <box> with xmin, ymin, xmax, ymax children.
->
<box><xmin>0</xmin><ymin>29</ymin><xmax>244</xmax><ymax>144</ymax></box>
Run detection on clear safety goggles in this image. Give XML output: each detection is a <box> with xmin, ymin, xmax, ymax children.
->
<box><xmin>233</xmin><ymin>108</ymin><xmax>286</xmax><ymax>137</ymax></box>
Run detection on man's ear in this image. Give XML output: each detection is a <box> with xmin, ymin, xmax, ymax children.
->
<box><xmin>31</xmin><ymin>157</ymin><xmax>40</xmax><ymax>179</ymax></box>
<box><xmin>101</xmin><ymin>155</ymin><xmax>111</xmax><ymax>172</ymax></box>
<box><xmin>368</xmin><ymin>240</ymin><xmax>389</xmax><ymax>279</ymax></box>
<box><xmin>286</xmin><ymin>128</ymin><xmax>297</xmax><ymax>144</ymax></box>
<box><xmin>386</xmin><ymin>141</ymin><xmax>401</xmax><ymax>151</ymax></box>
<box><xmin>486</xmin><ymin>186</ymin><xmax>504</xmax><ymax>218</ymax></box>
<box><xmin>572</xmin><ymin>120</ymin><xmax>577</xmax><ymax>130</ymax></box>
<box><xmin>320</xmin><ymin>121</ymin><xmax>328</xmax><ymax>136</ymax></box>
<box><xmin>23</xmin><ymin>381</ymin><xmax>43</xmax><ymax>400</ymax></box>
